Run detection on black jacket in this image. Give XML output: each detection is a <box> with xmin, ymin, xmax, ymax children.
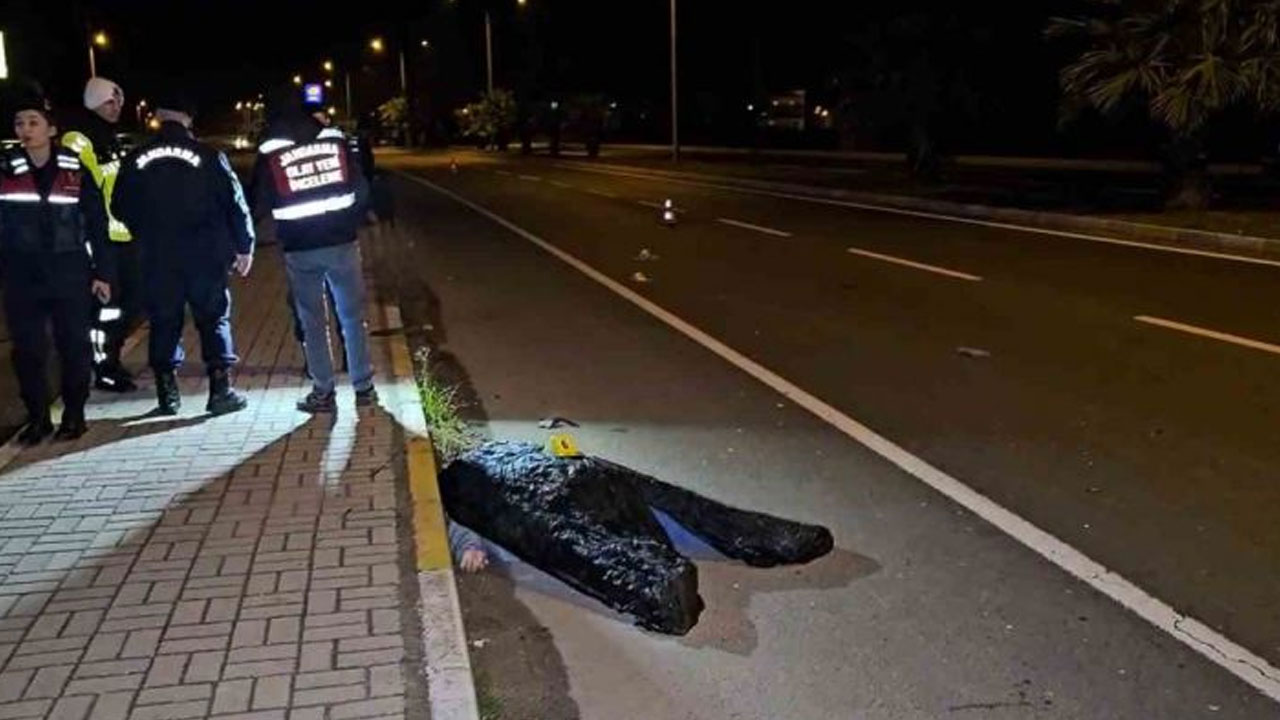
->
<box><xmin>0</xmin><ymin>146</ymin><xmax>114</xmax><ymax>284</ymax></box>
<box><xmin>113</xmin><ymin>121</ymin><xmax>255</xmax><ymax>267</ymax></box>
<box><xmin>251</xmin><ymin>115</ymin><xmax>369</xmax><ymax>254</ymax></box>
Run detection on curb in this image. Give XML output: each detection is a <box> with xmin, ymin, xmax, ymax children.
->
<box><xmin>562</xmin><ymin>160</ymin><xmax>1280</xmax><ymax>259</ymax></box>
<box><xmin>380</xmin><ymin>301</ymin><xmax>480</xmax><ymax>720</ymax></box>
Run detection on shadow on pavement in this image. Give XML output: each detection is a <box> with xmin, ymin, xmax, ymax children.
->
<box><xmin>0</xmin><ymin>405</ymin><xmax>432</xmax><ymax>719</ymax></box>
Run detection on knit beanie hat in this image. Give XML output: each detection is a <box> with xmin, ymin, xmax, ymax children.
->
<box><xmin>83</xmin><ymin>77</ymin><xmax>124</xmax><ymax>110</ymax></box>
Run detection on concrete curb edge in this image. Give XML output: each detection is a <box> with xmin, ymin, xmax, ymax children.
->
<box><xmin>569</xmin><ymin>160</ymin><xmax>1280</xmax><ymax>259</ymax></box>
<box><xmin>381</xmin><ymin>301</ymin><xmax>480</xmax><ymax>720</ymax></box>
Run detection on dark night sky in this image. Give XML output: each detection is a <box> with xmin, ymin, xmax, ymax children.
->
<box><xmin>10</xmin><ymin>1</ymin><xmax>1234</xmax><ymax>156</ymax></box>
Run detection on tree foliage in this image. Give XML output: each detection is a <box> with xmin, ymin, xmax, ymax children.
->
<box><xmin>1050</xmin><ymin>0</ymin><xmax>1280</xmax><ymax>137</ymax></box>
<box><xmin>454</xmin><ymin>89</ymin><xmax>518</xmax><ymax>147</ymax></box>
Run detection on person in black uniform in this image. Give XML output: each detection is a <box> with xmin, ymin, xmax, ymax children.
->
<box><xmin>112</xmin><ymin>91</ymin><xmax>254</xmax><ymax>417</ymax></box>
<box><xmin>0</xmin><ymin>92</ymin><xmax>114</xmax><ymax>444</ymax></box>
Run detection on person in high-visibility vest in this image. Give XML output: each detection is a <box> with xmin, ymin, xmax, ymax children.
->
<box><xmin>62</xmin><ymin>77</ymin><xmax>140</xmax><ymax>393</ymax></box>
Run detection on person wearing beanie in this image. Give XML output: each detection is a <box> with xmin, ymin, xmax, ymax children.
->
<box><xmin>112</xmin><ymin>90</ymin><xmax>255</xmax><ymax>417</ymax></box>
<box><xmin>0</xmin><ymin>92</ymin><xmax>115</xmax><ymax>444</ymax></box>
<box><xmin>62</xmin><ymin>76</ymin><xmax>141</xmax><ymax>394</ymax></box>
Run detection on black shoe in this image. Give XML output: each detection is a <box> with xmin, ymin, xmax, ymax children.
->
<box><xmin>155</xmin><ymin>370</ymin><xmax>181</xmax><ymax>416</ymax></box>
<box><xmin>94</xmin><ymin>367</ymin><xmax>137</xmax><ymax>393</ymax></box>
<box><xmin>17</xmin><ymin>417</ymin><xmax>53</xmax><ymax>446</ymax></box>
<box><xmin>206</xmin><ymin>368</ymin><xmax>247</xmax><ymax>416</ymax></box>
<box><xmin>297</xmin><ymin>389</ymin><xmax>337</xmax><ymax>413</ymax></box>
<box><xmin>355</xmin><ymin>386</ymin><xmax>378</xmax><ymax>407</ymax></box>
<box><xmin>54</xmin><ymin>416</ymin><xmax>87</xmax><ymax>442</ymax></box>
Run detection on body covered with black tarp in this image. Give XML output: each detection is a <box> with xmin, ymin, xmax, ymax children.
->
<box><xmin>439</xmin><ymin>441</ymin><xmax>833</xmax><ymax>634</ymax></box>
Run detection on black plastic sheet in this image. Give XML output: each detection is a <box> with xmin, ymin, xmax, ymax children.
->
<box><xmin>440</xmin><ymin>441</ymin><xmax>834</xmax><ymax>634</ymax></box>
<box><xmin>440</xmin><ymin>441</ymin><xmax>703</xmax><ymax>634</ymax></box>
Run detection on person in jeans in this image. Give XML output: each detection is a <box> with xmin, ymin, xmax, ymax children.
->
<box><xmin>252</xmin><ymin>89</ymin><xmax>375</xmax><ymax>413</ymax></box>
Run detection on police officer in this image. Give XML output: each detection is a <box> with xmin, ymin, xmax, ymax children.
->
<box><xmin>112</xmin><ymin>91</ymin><xmax>254</xmax><ymax>416</ymax></box>
<box><xmin>63</xmin><ymin>77</ymin><xmax>140</xmax><ymax>393</ymax></box>
<box><xmin>253</xmin><ymin>89</ymin><xmax>375</xmax><ymax>413</ymax></box>
<box><xmin>0</xmin><ymin>91</ymin><xmax>114</xmax><ymax>444</ymax></box>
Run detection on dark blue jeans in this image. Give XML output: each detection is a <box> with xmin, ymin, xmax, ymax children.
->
<box><xmin>284</xmin><ymin>242</ymin><xmax>373</xmax><ymax>395</ymax></box>
<box><xmin>145</xmin><ymin>263</ymin><xmax>237</xmax><ymax>373</ymax></box>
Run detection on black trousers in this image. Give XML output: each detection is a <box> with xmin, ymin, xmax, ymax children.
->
<box><xmin>1</xmin><ymin>254</ymin><xmax>93</xmax><ymax>421</ymax></box>
<box><xmin>92</xmin><ymin>241</ymin><xmax>142</xmax><ymax>373</ymax></box>
<box><xmin>145</xmin><ymin>262</ymin><xmax>237</xmax><ymax>373</ymax></box>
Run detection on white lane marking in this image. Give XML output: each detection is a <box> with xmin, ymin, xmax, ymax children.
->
<box><xmin>716</xmin><ymin>218</ymin><xmax>793</xmax><ymax>238</ymax></box>
<box><xmin>494</xmin><ymin>170</ymin><xmax>513</xmax><ymax>176</ymax></box>
<box><xmin>639</xmin><ymin>200</ymin><xmax>684</xmax><ymax>214</ymax></box>
<box><xmin>549</xmin><ymin>180</ymin><xmax>573</xmax><ymax>189</ymax></box>
<box><xmin>1135</xmin><ymin>316</ymin><xmax>1280</xmax><ymax>356</ymax></box>
<box><xmin>586</xmin><ymin>188</ymin><xmax>618</xmax><ymax>199</ymax></box>
<box><xmin>396</xmin><ymin>169</ymin><xmax>1280</xmax><ymax>704</ymax></box>
<box><xmin>518</xmin><ymin>174</ymin><xmax>542</xmax><ymax>182</ymax></box>
<box><xmin>555</xmin><ymin>163</ymin><xmax>1280</xmax><ymax>270</ymax></box>
<box><xmin>846</xmin><ymin>246</ymin><xmax>982</xmax><ymax>282</ymax></box>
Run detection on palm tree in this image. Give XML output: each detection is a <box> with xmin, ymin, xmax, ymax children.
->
<box><xmin>1050</xmin><ymin>0</ymin><xmax>1280</xmax><ymax>209</ymax></box>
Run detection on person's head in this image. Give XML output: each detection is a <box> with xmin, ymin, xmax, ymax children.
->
<box><xmin>153</xmin><ymin>88</ymin><xmax>197</xmax><ymax>129</ymax></box>
<box><xmin>156</xmin><ymin>108</ymin><xmax>193</xmax><ymax>129</ymax></box>
<box><xmin>13</xmin><ymin>93</ymin><xmax>57</xmax><ymax>152</ymax></box>
<box><xmin>84</xmin><ymin>77</ymin><xmax>125</xmax><ymax>124</ymax></box>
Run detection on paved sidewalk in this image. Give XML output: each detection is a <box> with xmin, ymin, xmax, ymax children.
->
<box><xmin>0</xmin><ymin>249</ymin><xmax>448</xmax><ymax>720</ymax></box>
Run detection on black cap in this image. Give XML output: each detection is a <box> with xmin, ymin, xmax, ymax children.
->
<box><xmin>153</xmin><ymin>87</ymin><xmax>197</xmax><ymax>117</ymax></box>
<box><xmin>7</xmin><ymin>82</ymin><xmax>56</xmax><ymax>124</ymax></box>
<box><xmin>266</xmin><ymin>84</ymin><xmax>307</xmax><ymax>121</ymax></box>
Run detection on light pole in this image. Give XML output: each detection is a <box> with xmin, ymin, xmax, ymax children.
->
<box><xmin>135</xmin><ymin>99</ymin><xmax>146</xmax><ymax>126</ymax></box>
<box><xmin>481</xmin><ymin>0</ymin><xmax>526</xmax><ymax>96</ymax></box>
<box><xmin>484</xmin><ymin>11</ymin><xmax>494</xmax><ymax>95</ymax></box>
<box><xmin>88</xmin><ymin>30</ymin><xmax>108</xmax><ymax>78</ymax></box>
<box><xmin>670</xmin><ymin>0</ymin><xmax>679</xmax><ymax>162</ymax></box>
<box><xmin>369</xmin><ymin>37</ymin><xmax>407</xmax><ymax>95</ymax></box>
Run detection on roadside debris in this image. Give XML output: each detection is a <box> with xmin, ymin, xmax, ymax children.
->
<box><xmin>538</xmin><ymin>416</ymin><xmax>580</xmax><ymax>429</ymax></box>
<box><xmin>632</xmin><ymin>271</ymin><xmax>651</xmax><ymax>284</ymax></box>
<box><xmin>635</xmin><ymin>248</ymin><xmax>660</xmax><ymax>261</ymax></box>
<box><xmin>956</xmin><ymin>346</ymin><xmax>992</xmax><ymax>359</ymax></box>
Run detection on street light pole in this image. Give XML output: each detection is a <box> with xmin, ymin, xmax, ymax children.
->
<box><xmin>399</xmin><ymin>49</ymin><xmax>407</xmax><ymax>95</ymax></box>
<box><xmin>88</xmin><ymin>44</ymin><xmax>97</xmax><ymax>78</ymax></box>
<box><xmin>484</xmin><ymin>10</ymin><xmax>494</xmax><ymax>95</ymax></box>
<box><xmin>345</xmin><ymin>71</ymin><xmax>354</xmax><ymax>121</ymax></box>
<box><xmin>670</xmin><ymin>0</ymin><xmax>679</xmax><ymax>163</ymax></box>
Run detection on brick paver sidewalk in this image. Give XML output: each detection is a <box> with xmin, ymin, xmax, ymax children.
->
<box><xmin>0</xmin><ymin>249</ymin><xmax>434</xmax><ymax>720</ymax></box>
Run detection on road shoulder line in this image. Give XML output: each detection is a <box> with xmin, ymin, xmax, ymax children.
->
<box><xmin>396</xmin><ymin>169</ymin><xmax>1280</xmax><ymax>704</ymax></box>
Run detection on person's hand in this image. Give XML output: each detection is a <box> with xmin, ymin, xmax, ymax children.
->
<box><xmin>91</xmin><ymin>280</ymin><xmax>111</xmax><ymax>304</ymax></box>
<box><xmin>233</xmin><ymin>253</ymin><xmax>253</xmax><ymax>277</ymax></box>
<box><xmin>459</xmin><ymin>548</ymin><xmax>489</xmax><ymax>574</ymax></box>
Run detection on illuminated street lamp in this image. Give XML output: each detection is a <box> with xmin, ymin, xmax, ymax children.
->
<box><xmin>368</xmin><ymin>36</ymin><xmax>406</xmax><ymax>94</ymax></box>
<box><xmin>292</xmin><ymin>74</ymin><xmax>303</xmax><ymax>85</ymax></box>
<box><xmin>323</xmin><ymin>59</ymin><xmax>334</xmax><ymax>73</ymax></box>
<box><xmin>88</xmin><ymin>30</ymin><xmax>109</xmax><ymax>78</ymax></box>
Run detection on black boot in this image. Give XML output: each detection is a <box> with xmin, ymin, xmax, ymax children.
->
<box><xmin>17</xmin><ymin>414</ymin><xmax>54</xmax><ymax>446</ymax></box>
<box><xmin>54</xmin><ymin>411</ymin><xmax>88</xmax><ymax>442</ymax></box>
<box><xmin>155</xmin><ymin>370</ymin><xmax>181</xmax><ymax>416</ymax></box>
<box><xmin>94</xmin><ymin>365</ymin><xmax>137</xmax><ymax>393</ymax></box>
<box><xmin>206</xmin><ymin>368</ymin><xmax>247</xmax><ymax>416</ymax></box>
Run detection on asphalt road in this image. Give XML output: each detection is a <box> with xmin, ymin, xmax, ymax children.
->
<box><xmin>375</xmin><ymin>150</ymin><xmax>1279</xmax><ymax>719</ymax></box>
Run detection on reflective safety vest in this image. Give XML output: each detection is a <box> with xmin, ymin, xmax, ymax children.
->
<box><xmin>63</xmin><ymin>130</ymin><xmax>132</xmax><ymax>242</ymax></box>
<box><xmin>0</xmin><ymin>150</ymin><xmax>92</xmax><ymax>255</ymax></box>
<box><xmin>259</xmin><ymin>128</ymin><xmax>357</xmax><ymax>222</ymax></box>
